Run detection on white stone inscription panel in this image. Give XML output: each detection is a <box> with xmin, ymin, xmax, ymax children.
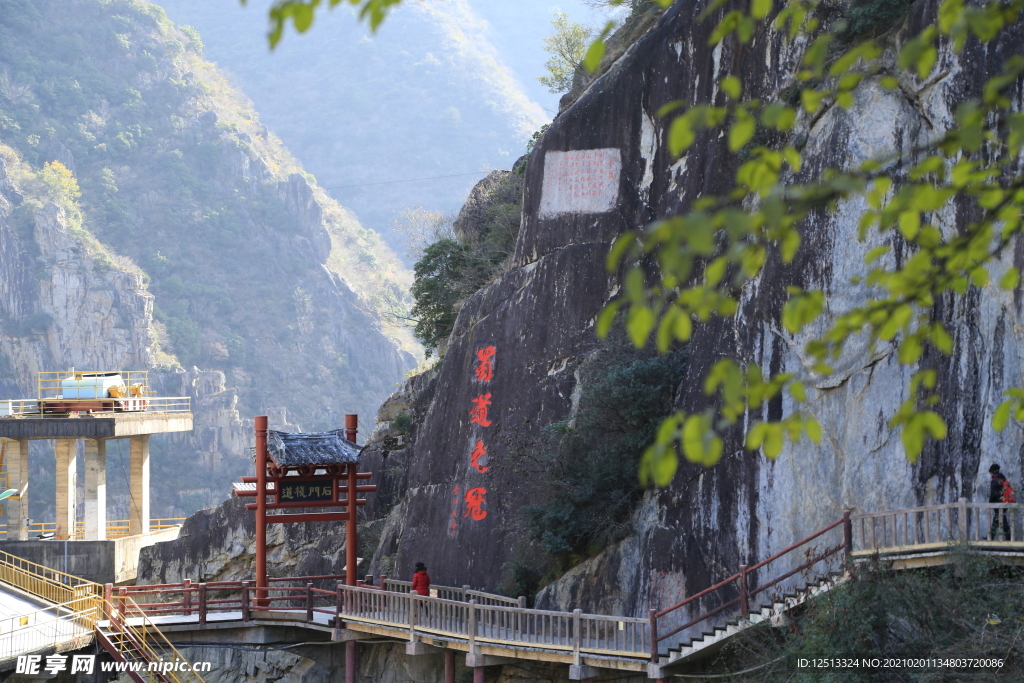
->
<box><xmin>539</xmin><ymin>148</ymin><xmax>622</xmax><ymax>218</ymax></box>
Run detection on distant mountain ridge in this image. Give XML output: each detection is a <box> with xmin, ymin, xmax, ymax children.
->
<box><xmin>0</xmin><ymin>0</ymin><xmax>417</xmax><ymax>517</ymax></box>
<box><xmin>153</xmin><ymin>0</ymin><xmax>550</xmax><ymax>255</ymax></box>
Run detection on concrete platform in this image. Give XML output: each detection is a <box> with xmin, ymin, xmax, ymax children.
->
<box><xmin>0</xmin><ymin>412</ymin><xmax>193</xmax><ymax>439</ymax></box>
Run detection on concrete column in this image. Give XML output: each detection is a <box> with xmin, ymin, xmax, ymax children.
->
<box><xmin>84</xmin><ymin>439</ymin><xmax>107</xmax><ymax>541</ymax></box>
<box><xmin>3</xmin><ymin>438</ymin><xmax>29</xmax><ymax>540</ymax></box>
<box><xmin>129</xmin><ymin>435</ymin><xmax>150</xmax><ymax>535</ymax></box>
<box><xmin>54</xmin><ymin>438</ymin><xmax>77</xmax><ymax>537</ymax></box>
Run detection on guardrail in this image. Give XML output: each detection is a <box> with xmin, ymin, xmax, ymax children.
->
<box><xmin>0</xmin><ymin>396</ymin><xmax>191</xmax><ymax>417</ymax></box>
<box><xmin>382</xmin><ymin>578</ymin><xmax>522</xmax><ymax>607</ymax></box>
<box><xmin>852</xmin><ymin>499</ymin><xmax>1023</xmax><ymax>549</ymax></box>
<box><xmin>339</xmin><ymin>584</ymin><xmax>651</xmax><ymax>658</ymax></box>
<box><xmin>109</xmin><ymin>578</ymin><xmax>651</xmax><ymax>661</ymax></box>
<box><xmin>0</xmin><ymin>549</ymin><xmax>103</xmax><ymax>605</ymax></box>
<box><xmin>0</xmin><ymin>518</ymin><xmax>186</xmax><ymax>540</ymax></box>
<box><xmin>0</xmin><ymin>597</ymin><xmax>99</xmax><ymax>664</ymax></box>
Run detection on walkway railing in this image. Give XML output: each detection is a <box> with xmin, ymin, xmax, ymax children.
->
<box><xmin>0</xmin><ymin>597</ymin><xmax>99</xmax><ymax>664</ymax></box>
<box><xmin>382</xmin><ymin>578</ymin><xmax>522</xmax><ymax>607</ymax></box>
<box><xmin>0</xmin><ymin>549</ymin><xmax>103</xmax><ymax>605</ymax></box>
<box><xmin>649</xmin><ymin>502</ymin><xmax>1023</xmax><ymax>661</ymax></box>
<box><xmin>852</xmin><ymin>498</ymin><xmax>1023</xmax><ymax>550</ymax></box>
<box><xmin>0</xmin><ymin>518</ymin><xmax>186</xmax><ymax>540</ymax></box>
<box><xmin>0</xmin><ymin>396</ymin><xmax>191</xmax><ymax>417</ymax></box>
<box><xmin>100</xmin><ymin>502</ymin><xmax>1024</xmax><ymax>668</ymax></box>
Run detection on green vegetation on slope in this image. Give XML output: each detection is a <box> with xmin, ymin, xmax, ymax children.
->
<box><xmin>521</xmin><ymin>340</ymin><xmax>686</xmax><ymax>571</ymax></box>
<box><xmin>0</xmin><ymin>0</ymin><xmax>416</xmax><ymax>378</ymax></box>
<box><xmin>712</xmin><ymin>553</ymin><xmax>1024</xmax><ymax>681</ymax></box>
<box><xmin>409</xmin><ymin>168</ymin><xmax>523</xmax><ymax>355</ymax></box>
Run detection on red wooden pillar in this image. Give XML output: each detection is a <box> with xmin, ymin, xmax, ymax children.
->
<box><xmin>344</xmin><ymin>413</ymin><xmax>359</xmax><ymax>683</ymax></box>
<box><xmin>444</xmin><ymin>649</ymin><xmax>455</xmax><ymax>683</ymax></box>
<box><xmin>255</xmin><ymin>416</ymin><xmax>269</xmax><ymax>606</ymax></box>
<box><xmin>345</xmin><ymin>413</ymin><xmax>358</xmax><ymax>587</ymax></box>
<box><xmin>346</xmin><ymin>639</ymin><xmax>356</xmax><ymax>683</ymax></box>
<box><xmin>473</xmin><ymin>667</ymin><xmax>485</xmax><ymax>683</ymax></box>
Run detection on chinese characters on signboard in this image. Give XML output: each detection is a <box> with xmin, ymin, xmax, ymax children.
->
<box><xmin>278</xmin><ymin>481</ymin><xmax>334</xmax><ymax>503</ymax></box>
<box><xmin>451</xmin><ymin>344</ymin><xmax>497</xmax><ymax>536</ymax></box>
<box><xmin>538</xmin><ymin>148</ymin><xmax>622</xmax><ymax>218</ymax></box>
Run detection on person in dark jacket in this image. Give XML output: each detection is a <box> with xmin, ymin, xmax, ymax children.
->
<box><xmin>989</xmin><ymin>463</ymin><xmax>1010</xmax><ymax>540</ymax></box>
<box><xmin>411</xmin><ymin>562</ymin><xmax>430</xmax><ymax>596</ymax></box>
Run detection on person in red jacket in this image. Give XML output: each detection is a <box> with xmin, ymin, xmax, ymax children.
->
<box><xmin>411</xmin><ymin>562</ymin><xmax>430</xmax><ymax>596</ymax></box>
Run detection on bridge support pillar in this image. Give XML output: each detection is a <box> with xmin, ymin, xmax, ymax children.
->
<box><xmin>3</xmin><ymin>438</ymin><xmax>29</xmax><ymax>539</ymax></box>
<box><xmin>129</xmin><ymin>435</ymin><xmax>150</xmax><ymax>535</ymax></box>
<box><xmin>569</xmin><ymin>664</ymin><xmax>599</xmax><ymax>680</ymax></box>
<box><xmin>84</xmin><ymin>438</ymin><xmax>107</xmax><ymax>541</ymax></box>
<box><xmin>444</xmin><ymin>649</ymin><xmax>454</xmax><ymax>683</ymax></box>
<box><xmin>55</xmin><ymin>438</ymin><xmax>76</xmax><ymax>537</ymax></box>
<box><xmin>345</xmin><ymin>639</ymin><xmax>356</xmax><ymax>683</ymax></box>
<box><xmin>473</xmin><ymin>667</ymin><xmax>484</xmax><ymax>683</ymax></box>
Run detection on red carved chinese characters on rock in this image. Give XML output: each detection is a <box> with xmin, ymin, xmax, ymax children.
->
<box><xmin>463</xmin><ymin>487</ymin><xmax>488</xmax><ymax>521</ymax></box>
<box><xmin>470</xmin><ymin>439</ymin><xmax>489</xmax><ymax>473</ymax></box>
<box><xmin>474</xmin><ymin>346</ymin><xmax>496</xmax><ymax>382</ymax></box>
<box><xmin>469</xmin><ymin>393</ymin><xmax>493</xmax><ymax>427</ymax></box>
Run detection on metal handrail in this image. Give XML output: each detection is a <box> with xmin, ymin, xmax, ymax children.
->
<box><xmin>1</xmin><ymin>396</ymin><xmax>191</xmax><ymax>417</ymax></box>
<box><xmin>103</xmin><ymin>594</ymin><xmax>207</xmax><ymax>683</ymax></box>
<box><xmin>0</xmin><ymin>597</ymin><xmax>100</xmax><ymax>664</ymax></box>
<box><xmin>0</xmin><ymin>549</ymin><xmax>103</xmax><ymax>604</ymax></box>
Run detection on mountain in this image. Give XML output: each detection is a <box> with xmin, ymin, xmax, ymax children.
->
<box><xmin>152</xmin><ymin>0</ymin><xmax>554</xmax><ymax>257</ymax></box>
<box><xmin>0</xmin><ymin>0</ymin><xmax>417</xmax><ymax>517</ymax></box>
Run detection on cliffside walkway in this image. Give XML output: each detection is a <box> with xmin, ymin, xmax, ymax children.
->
<box><xmin>96</xmin><ymin>500</ymin><xmax>1024</xmax><ymax>681</ymax></box>
<box><xmin>3</xmin><ymin>501</ymin><xmax>1023</xmax><ymax>680</ymax></box>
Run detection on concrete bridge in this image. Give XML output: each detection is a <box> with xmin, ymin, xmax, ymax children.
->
<box><xmin>2</xmin><ymin>501</ymin><xmax>1023</xmax><ymax>682</ymax></box>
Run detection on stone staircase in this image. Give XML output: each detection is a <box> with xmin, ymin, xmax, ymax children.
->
<box><xmin>654</xmin><ymin>569</ymin><xmax>847</xmax><ymax>671</ymax></box>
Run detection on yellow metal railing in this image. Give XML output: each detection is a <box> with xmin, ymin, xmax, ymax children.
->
<box><xmin>0</xmin><ymin>518</ymin><xmax>186</xmax><ymax>540</ymax></box>
<box><xmin>1</xmin><ymin>395</ymin><xmax>191</xmax><ymax>417</ymax></box>
<box><xmin>105</xmin><ymin>594</ymin><xmax>207</xmax><ymax>683</ymax></box>
<box><xmin>0</xmin><ymin>549</ymin><xmax>103</xmax><ymax>605</ymax></box>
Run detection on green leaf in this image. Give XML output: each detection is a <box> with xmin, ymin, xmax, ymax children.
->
<box><xmin>801</xmin><ymin>89</ymin><xmax>823</xmax><ymax>114</ymax></box>
<box><xmin>780</xmin><ymin>227</ymin><xmax>801</xmax><ymax>262</ymax></box>
<box><xmin>898</xmin><ymin>210</ymin><xmax>920</xmax><ymax>239</ymax></box>
<box><xmin>595</xmin><ymin>301</ymin><xmax>621</xmax><ymax>338</ymax></box>
<box><xmin>606</xmin><ymin>233</ymin><xmax>636</xmax><ymax>271</ymax></box>
<box><xmin>993</xmin><ymin>399</ymin><xmax>1013</xmax><ymax>432</ymax></box>
<box><xmin>805</xmin><ymin>417</ymin><xmax>822</xmax><ymax>443</ymax></box>
<box><xmin>626</xmin><ymin>305</ymin><xmax>655</xmax><ymax>347</ymax></box>
<box><xmin>674</xmin><ymin>312</ymin><xmax>693</xmax><ymax>341</ymax></box>
<box><xmin>763</xmin><ymin>424</ymin><xmax>784</xmax><ymax>457</ymax></box>
<box><xmin>1000</xmin><ymin>268</ymin><xmax>1021</xmax><ymax>290</ymax></box>
<box><xmin>917</xmin><ymin>46</ymin><xmax>938</xmax><ymax>79</ymax></box>
<box><xmin>728</xmin><ymin>110</ymin><xmax>756</xmax><ymax>152</ymax></box>
<box><xmin>751</xmin><ymin>0</ymin><xmax>773</xmax><ymax>20</ymax></box>
<box><xmin>668</xmin><ymin>116</ymin><xmax>695</xmax><ymax>156</ymax></box>
<box><xmin>583</xmin><ymin>39</ymin><xmax>606</xmax><ymax>73</ymax></box>
<box><xmin>721</xmin><ymin>75</ymin><xmax>743</xmax><ymax>99</ymax></box>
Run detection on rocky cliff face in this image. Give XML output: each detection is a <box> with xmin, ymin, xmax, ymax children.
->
<box><xmin>136</xmin><ymin>0</ymin><xmax>1024</xmax><ymax>662</ymax></box>
<box><xmin>361</xmin><ymin>0</ymin><xmax>1024</xmax><ymax>621</ymax></box>
<box><xmin>0</xmin><ymin>154</ymin><xmax>153</xmax><ymax>398</ymax></box>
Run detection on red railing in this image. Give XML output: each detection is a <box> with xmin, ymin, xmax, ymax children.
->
<box><xmin>649</xmin><ymin>511</ymin><xmax>853</xmax><ymax>661</ymax></box>
<box><xmin>106</xmin><ymin>574</ymin><xmax>376</xmax><ymax>625</ymax></box>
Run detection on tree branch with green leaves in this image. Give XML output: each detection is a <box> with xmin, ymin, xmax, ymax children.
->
<box><xmin>595</xmin><ymin>0</ymin><xmax>1024</xmax><ymax>486</ymax></box>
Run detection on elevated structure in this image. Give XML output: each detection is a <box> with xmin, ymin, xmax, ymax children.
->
<box><xmin>0</xmin><ymin>370</ymin><xmax>192</xmax><ymax>540</ymax></box>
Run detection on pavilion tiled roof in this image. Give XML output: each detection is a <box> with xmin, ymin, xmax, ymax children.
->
<box><xmin>266</xmin><ymin>429</ymin><xmax>360</xmax><ymax>467</ymax></box>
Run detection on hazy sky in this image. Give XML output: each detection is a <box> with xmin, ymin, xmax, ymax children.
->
<box><xmin>154</xmin><ymin>0</ymin><xmax>621</xmax><ymax>254</ymax></box>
